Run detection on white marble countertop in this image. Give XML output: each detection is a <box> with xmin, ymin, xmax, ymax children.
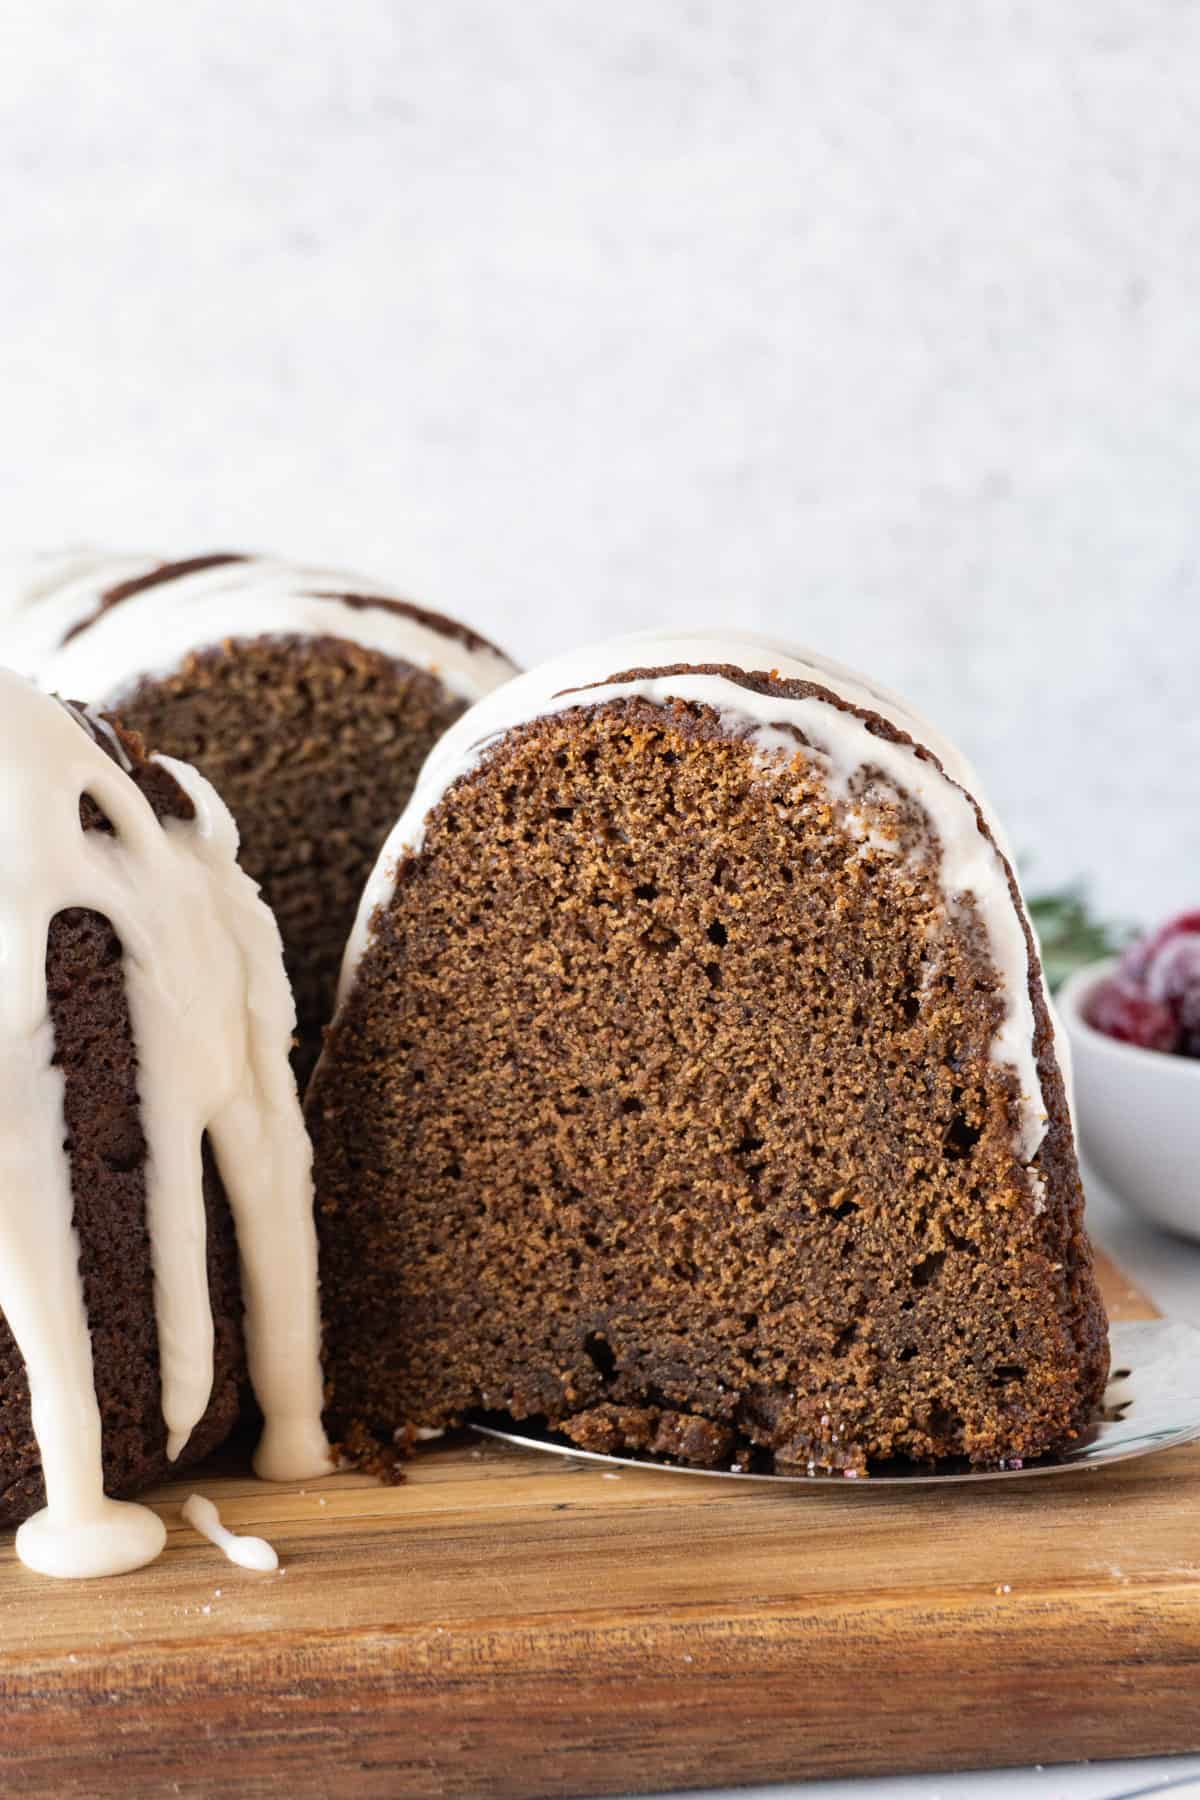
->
<box><xmin>640</xmin><ymin>1170</ymin><xmax>1200</xmax><ymax>1800</ymax></box>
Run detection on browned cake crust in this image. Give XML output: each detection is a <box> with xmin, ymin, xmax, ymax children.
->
<box><xmin>0</xmin><ymin>713</ymin><xmax>244</xmax><ymax>1526</ymax></box>
<box><xmin>110</xmin><ymin>634</ymin><xmax>479</xmax><ymax>1087</ymax></box>
<box><xmin>308</xmin><ymin>668</ymin><xmax>1108</xmax><ymax>1474</ymax></box>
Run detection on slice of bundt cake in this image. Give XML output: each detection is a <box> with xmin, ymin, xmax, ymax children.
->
<box><xmin>0</xmin><ymin>551</ymin><xmax>517</xmax><ymax>1083</ymax></box>
<box><xmin>0</xmin><ymin>670</ymin><xmax>328</xmax><ymax>1577</ymax></box>
<box><xmin>308</xmin><ymin>630</ymin><xmax>1108</xmax><ymax>1475</ymax></box>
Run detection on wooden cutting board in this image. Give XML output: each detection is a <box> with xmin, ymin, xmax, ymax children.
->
<box><xmin>1</xmin><ymin>1250</ymin><xmax>1197</xmax><ymax>1800</ymax></box>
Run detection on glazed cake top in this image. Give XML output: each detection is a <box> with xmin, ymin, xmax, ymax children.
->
<box><xmin>0</xmin><ymin>549</ymin><xmax>516</xmax><ymax>704</ymax></box>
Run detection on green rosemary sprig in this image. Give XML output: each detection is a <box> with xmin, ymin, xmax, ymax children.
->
<box><xmin>1026</xmin><ymin>884</ymin><xmax>1132</xmax><ymax>992</ymax></box>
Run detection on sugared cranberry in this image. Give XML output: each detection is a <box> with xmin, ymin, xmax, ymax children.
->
<box><xmin>1119</xmin><ymin>910</ymin><xmax>1200</xmax><ymax>987</ymax></box>
<box><xmin>1085</xmin><ymin>978</ymin><xmax>1179</xmax><ymax>1053</ymax></box>
<box><xmin>1104</xmin><ymin>910</ymin><xmax>1200</xmax><ymax>1058</ymax></box>
<box><xmin>1144</xmin><ymin>934</ymin><xmax>1200</xmax><ymax>1009</ymax></box>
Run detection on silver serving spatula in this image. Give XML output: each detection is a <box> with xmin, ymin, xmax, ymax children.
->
<box><xmin>474</xmin><ymin>1319</ymin><xmax>1200</xmax><ymax>1485</ymax></box>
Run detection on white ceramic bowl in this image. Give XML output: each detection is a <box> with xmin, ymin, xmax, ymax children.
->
<box><xmin>1058</xmin><ymin>957</ymin><xmax>1200</xmax><ymax>1241</ymax></box>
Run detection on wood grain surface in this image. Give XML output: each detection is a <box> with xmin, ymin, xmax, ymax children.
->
<box><xmin>1</xmin><ymin>1249</ymin><xmax>1196</xmax><ymax>1800</ymax></box>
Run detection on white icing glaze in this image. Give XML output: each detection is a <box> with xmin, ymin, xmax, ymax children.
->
<box><xmin>182</xmin><ymin>1493</ymin><xmax>279</xmax><ymax>1573</ymax></box>
<box><xmin>0</xmin><ymin>669</ymin><xmax>330</xmax><ymax>1579</ymax></box>
<box><xmin>338</xmin><ymin>629</ymin><xmax>1055</xmax><ymax>1164</ymax></box>
<box><xmin>0</xmin><ymin>550</ymin><xmax>515</xmax><ymax>707</ymax></box>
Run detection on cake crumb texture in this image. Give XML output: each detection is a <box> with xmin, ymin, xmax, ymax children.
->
<box><xmin>309</xmin><ymin>686</ymin><xmax>1108</xmax><ymax>1473</ymax></box>
<box><xmin>114</xmin><ymin>635</ymin><xmax>470</xmax><ymax>1084</ymax></box>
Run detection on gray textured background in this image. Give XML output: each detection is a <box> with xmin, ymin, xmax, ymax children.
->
<box><xmin>1</xmin><ymin>3</ymin><xmax>1196</xmax><ymax>922</ymax></box>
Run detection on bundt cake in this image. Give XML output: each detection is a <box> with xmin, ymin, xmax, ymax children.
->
<box><xmin>0</xmin><ymin>669</ymin><xmax>328</xmax><ymax>1577</ymax></box>
<box><xmin>0</xmin><ymin>551</ymin><xmax>517</xmax><ymax>1082</ymax></box>
<box><xmin>308</xmin><ymin>630</ymin><xmax>1109</xmax><ymax>1475</ymax></box>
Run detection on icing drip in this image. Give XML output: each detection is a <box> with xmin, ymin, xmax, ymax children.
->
<box><xmin>182</xmin><ymin>1493</ymin><xmax>279</xmax><ymax>1573</ymax></box>
<box><xmin>0</xmin><ymin>670</ymin><xmax>330</xmax><ymax>1578</ymax></box>
<box><xmin>339</xmin><ymin>630</ymin><xmax>1054</xmax><ymax>1165</ymax></box>
<box><xmin>0</xmin><ymin>551</ymin><xmax>514</xmax><ymax>705</ymax></box>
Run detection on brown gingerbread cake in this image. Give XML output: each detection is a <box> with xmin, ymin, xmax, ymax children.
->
<box><xmin>308</xmin><ymin>631</ymin><xmax>1109</xmax><ymax>1475</ymax></box>
<box><xmin>1</xmin><ymin>551</ymin><xmax>517</xmax><ymax>1082</ymax></box>
<box><xmin>0</xmin><ymin>670</ymin><xmax>327</xmax><ymax>1577</ymax></box>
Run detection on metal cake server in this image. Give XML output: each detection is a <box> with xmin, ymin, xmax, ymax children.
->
<box><xmin>473</xmin><ymin>1318</ymin><xmax>1200</xmax><ymax>1485</ymax></box>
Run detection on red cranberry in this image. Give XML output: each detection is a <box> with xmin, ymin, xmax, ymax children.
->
<box><xmin>1120</xmin><ymin>910</ymin><xmax>1200</xmax><ymax>987</ymax></box>
<box><xmin>1085</xmin><ymin>978</ymin><xmax>1179</xmax><ymax>1052</ymax></box>
<box><xmin>1145</xmin><ymin>934</ymin><xmax>1200</xmax><ymax>1007</ymax></box>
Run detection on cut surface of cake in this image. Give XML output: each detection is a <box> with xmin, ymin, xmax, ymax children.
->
<box><xmin>0</xmin><ymin>669</ymin><xmax>328</xmax><ymax>1577</ymax></box>
<box><xmin>308</xmin><ymin>630</ymin><xmax>1108</xmax><ymax>1475</ymax></box>
<box><xmin>0</xmin><ymin>551</ymin><xmax>517</xmax><ymax>1082</ymax></box>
